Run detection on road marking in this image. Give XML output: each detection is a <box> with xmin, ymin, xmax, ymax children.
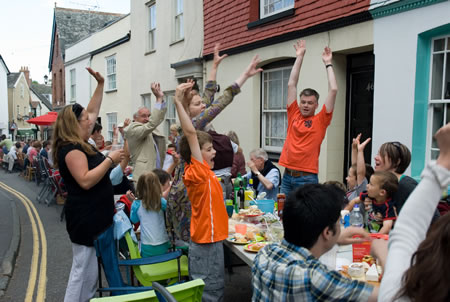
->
<box><xmin>0</xmin><ymin>182</ymin><xmax>47</xmax><ymax>302</ymax></box>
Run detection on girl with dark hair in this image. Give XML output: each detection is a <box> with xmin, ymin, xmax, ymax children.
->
<box><xmin>54</xmin><ymin>68</ymin><xmax>124</xmax><ymax>302</ymax></box>
<box><xmin>378</xmin><ymin>123</ymin><xmax>450</xmax><ymax>301</ymax></box>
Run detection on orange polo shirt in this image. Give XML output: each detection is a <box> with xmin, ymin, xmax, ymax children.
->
<box><xmin>183</xmin><ymin>157</ymin><xmax>228</xmax><ymax>244</ymax></box>
<box><xmin>279</xmin><ymin>103</ymin><xmax>332</xmax><ymax>174</ymax></box>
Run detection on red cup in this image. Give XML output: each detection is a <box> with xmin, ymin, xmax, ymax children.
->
<box><xmin>235</xmin><ymin>224</ymin><xmax>247</xmax><ymax>235</ymax></box>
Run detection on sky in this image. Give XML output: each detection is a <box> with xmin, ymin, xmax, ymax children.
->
<box><xmin>0</xmin><ymin>0</ymin><xmax>130</xmax><ymax>84</ymax></box>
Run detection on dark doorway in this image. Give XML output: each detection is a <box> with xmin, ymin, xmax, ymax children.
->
<box><xmin>343</xmin><ymin>52</ymin><xmax>374</xmax><ymax>182</ymax></box>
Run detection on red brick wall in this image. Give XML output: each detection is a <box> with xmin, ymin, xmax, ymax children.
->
<box><xmin>203</xmin><ymin>0</ymin><xmax>371</xmax><ymax>56</ymax></box>
<box><xmin>51</xmin><ymin>29</ymin><xmax>65</xmax><ymax>108</ymax></box>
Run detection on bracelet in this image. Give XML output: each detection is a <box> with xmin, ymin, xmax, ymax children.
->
<box><xmin>325</xmin><ymin>64</ymin><xmax>333</xmax><ymax>69</ymax></box>
<box><xmin>106</xmin><ymin>156</ymin><xmax>114</xmax><ymax>165</ymax></box>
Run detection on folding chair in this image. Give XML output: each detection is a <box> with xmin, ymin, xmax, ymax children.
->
<box><xmin>89</xmin><ymin>279</ymin><xmax>205</xmax><ymax>301</ymax></box>
<box><xmin>36</xmin><ymin>157</ymin><xmax>55</xmax><ymax>204</ymax></box>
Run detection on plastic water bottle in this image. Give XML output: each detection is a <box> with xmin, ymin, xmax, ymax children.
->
<box><xmin>350</xmin><ymin>204</ymin><xmax>364</xmax><ymax>228</ymax></box>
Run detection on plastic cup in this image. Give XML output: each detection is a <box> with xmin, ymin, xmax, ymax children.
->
<box><xmin>111</xmin><ymin>144</ymin><xmax>122</xmax><ymax>151</ymax></box>
<box><xmin>226</xmin><ymin>205</ymin><xmax>234</xmax><ymax>218</ymax></box>
<box><xmin>235</xmin><ymin>224</ymin><xmax>247</xmax><ymax>235</ymax></box>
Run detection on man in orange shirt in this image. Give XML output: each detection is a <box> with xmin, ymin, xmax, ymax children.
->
<box><xmin>174</xmin><ymin>81</ymin><xmax>229</xmax><ymax>301</ymax></box>
<box><xmin>279</xmin><ymin>40</ymin><xmax>338</xmax><ymax>195</ymax></box>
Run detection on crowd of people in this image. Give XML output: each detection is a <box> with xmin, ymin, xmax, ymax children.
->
<box><xmin>2</xmin><ymin>40</ymin><xmax>449</xmax><ymax>302</ymax></box>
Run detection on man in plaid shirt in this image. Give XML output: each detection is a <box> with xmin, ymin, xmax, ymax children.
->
<box><xmin>252</xmin><ymin>184</ymin><xmax>382</xmax><ymax>301</ymax></box>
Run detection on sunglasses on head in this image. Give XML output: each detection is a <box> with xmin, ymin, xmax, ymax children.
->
<box><xmin>390</xmin><ymin>141</ymin><xmax>402</xmax><ymax>152</ymax></box>
<box><xmin>71</xmin><ymin>103</ymin><xmax>84</xmax><ymax>120</ymax></box>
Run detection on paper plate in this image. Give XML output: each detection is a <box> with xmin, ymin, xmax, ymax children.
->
<box><xmin>244</xmin><ymin>242</ymin><xmax>268</xmax><ymax>253</ymax></box>
<box><xmin>226</xmin><ymin>237</ymin><xmax>249</xmax><ymax>245</ymax></box>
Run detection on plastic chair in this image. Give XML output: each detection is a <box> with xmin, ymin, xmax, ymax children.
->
<box><xmin>89</xmin><ymin>279</ymin><xmax>205</xmax><ymax>302</ymax></box>
<box><xmin>124</xmin><ymin>232</ymin><xmax>189</xmax><ymax>286</ymax></box>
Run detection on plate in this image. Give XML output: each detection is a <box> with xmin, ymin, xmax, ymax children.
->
<box><xmin>226</xmin><ymin>237</ymin><xmax>249</xmax><ymax>245</ymax></box>
<box><xmin>244</xmin><ymin>214</ymin><xmax>262</xmax><ymax>217</ymax></box>
<box><xmin>244</xmin><ymin>242</ymin><xmax>268</xmax><ymax>253</ymax></box>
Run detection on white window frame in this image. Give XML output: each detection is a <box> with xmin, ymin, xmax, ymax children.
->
<box><xmin>141</xmin><ymin>93</ymin><xmax>151</xmax><ymax>110</ymax></box>
<box><xmin>260</xmin><ymin>0</ymin><xmax>294</xmax><ymax>19</ymax></box>
<box><xmin>70</xmin><ymin>68</ymin><xmax>76</xmax><ymax>103</ymax></box>
<box><xmin>261</xmin><ymin>66</ymin><xmax>291</xmax><ymax>153</ymax></box>
<box><xmin>147</xmin><ymin>2</ymin><xmax>156</xmax><ymax>51</ymax></box>
<box><xmin>173</xmin><ymin>0</ymin><xmax>184</xmax><ymax>42</ymax></box>
<box><xmin>106</xmin><ymin>112</ymin><xmax>118</xmax><ymax>142</ymax></box>
<box><xmin>426</xmin><ymin>35</ymin><xmax>450</xmax><ymax>161</ymax></box>
<box><xmin>164</xmin><ymin>92</ymin><xmax>177</xmax><ymax>138</ymax></box>
<box><xmin>106</xmin><ymin>55</ymin><xmax>117</xmax><ymax>91</ymax></box>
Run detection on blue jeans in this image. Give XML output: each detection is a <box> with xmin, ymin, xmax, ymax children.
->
<box><xmin>280</xmin><ymin>172</ymin><xmax>318</xmax><ymax>196</ymax></box>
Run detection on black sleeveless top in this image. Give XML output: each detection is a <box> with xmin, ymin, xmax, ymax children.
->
<box><xmin>58</xmin><ymin>143</ymin><xmax>114</xmax><ymax>246</ymax></box>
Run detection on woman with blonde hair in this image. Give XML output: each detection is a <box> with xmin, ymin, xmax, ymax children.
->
<box><xmin>53</xmin><ymin>68</ymin><xmax>124</xmax><ymax>302</ymax></box>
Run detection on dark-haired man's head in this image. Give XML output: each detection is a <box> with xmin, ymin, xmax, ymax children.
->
<box><xmin>283</xmin><ymin>184</ymin><xmax>345</xmax><ymax>255</ymax></box>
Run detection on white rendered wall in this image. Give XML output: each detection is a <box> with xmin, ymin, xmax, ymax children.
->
<box><xmin>0</xmin><ymin>62</ymin><xmax>9</xmax><ymax>132</ymax></box>
<box><xmin>372</xmin><ymin>1</ymin><xmax>450</xmax><ymax>167</ymax></box>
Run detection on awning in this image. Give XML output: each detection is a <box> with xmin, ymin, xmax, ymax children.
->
<box><xmin>27</xmin><ymin>111</ymin><xmax>58</xmax><ymax>126</ymax></box>
<box><xmin>16</xmin><ymin>129</ymin><xmax>35</xmax><ymax>136</ymax></box>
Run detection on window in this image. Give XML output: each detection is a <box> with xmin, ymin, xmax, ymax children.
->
<box><xmin>164</xmin><ymin>92</ymin><xmax>177</xmax><ymax>138</ymax></box>
<box><xmin>428</xmin><ymin>36</ymin><xmax>450</xmax><ymax>159</ymax></box>
<box><xmin>16</xmin><ymin>105</ymin><xmax>20</xmax><ymax>117</ymax></box>
<box><xmin>70</xmin><ymin>69</ymin><xmax>76</xmax><ymax>102</ymax></box>
<box><xmin>173</xmin><ymin>0</ymin><xmax>184</xmax><ymax>41</ymax></box>
<box><xmin>106</xmin><ymin>112</ymin><xmax>117</xmax><ymax>142</ymax></box>
<box><xmin>261</xmin><ymin>66</ymin><xmax>291</xmax><ymax>153</ymax></box>
<box><xmin>20</xmin><ymin>83</ymin><xmax>24</xmax><ymax>98</ymax></box>
<box><xmin>148</xmin><ymin>2</ymin><xmax>156</xmax><ymax>51</ymax></box>
<box><xmin>141</xmin><ymin>94</ymin><xmax>151</xmax><ymax>109</ymax></box>
<box><xmin>260</xmin><ymin>0</ymin><xmax>294</xmax><ymax>19</ymax></box>
<box><xmin>106</xmin><ymin>55</ymin><xmax>117</xmax><ymax>91</ymax></box>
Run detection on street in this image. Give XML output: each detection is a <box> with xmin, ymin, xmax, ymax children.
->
<box><xmin>0</xmin><ymin>170</ymin><xmax>252</xmax><ymax>301</ymax></box>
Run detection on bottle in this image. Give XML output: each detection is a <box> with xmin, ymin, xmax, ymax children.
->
<box><xmin>234</xmin><ymin>172</ymin><xmax>243</xmax><ymax>204</ymax></box>
<box><xmin>277</xmin><ymin>193</ymin><xmax>286</xmax><ymax>219</ymax></box>
<box><xmin>244</xmin><ymin>178</ymin><xmax>256</xmax><ymax>209</ymax></box>
<box><xmin>238</xmin><ymin>181</ymin><xmax>245</xmax><ymax>210</ymax></box>
<box><xmin>350</xmin><ymin>204</ymin><xmax>364</xmax><ymax>228</ymax></box>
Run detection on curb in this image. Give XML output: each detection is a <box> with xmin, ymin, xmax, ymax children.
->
<box><xmin>0</xmin><ymin>201</ymin><xmax>21</xmax><ymax>297</ymax></box>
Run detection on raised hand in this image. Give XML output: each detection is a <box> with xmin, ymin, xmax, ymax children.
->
<box><xmin>358</xmin><ymin>137</ymin><xmax>371</xmax><ymax>152</ymax></box>
<box><xmin>293</xmin><ymin>40</ymin><xmax>306</xmax><ymax>57</ymax></box>
<box><xmin>86</xmin><ymin>67</ymin><xmax>104</xmax><ymax>84</ymax></box>
<box><xmin>435</xmin><ymin>123</ymin><xmax>450</xmax><ymax>169</ymax></box>
<box><xmin>151</xmin><ymin>82</ymin><xmax>164</xmax><ymax>101</ymax></box>
<box><xmin>352</xmin><ymin>133</ymin><xmax>361</xmax><ymax>150</ymax></box>
<box><xmin>244</xmin><ymin>55</ymin><xmax>263</xmax><ymax>78</ymax></box>
<box><xmin>123</xmin><ymin>118</ymin><xmax>131</xmax><ymax>128</ymax></box>
<box><xmin>175</xmin><ymin>82</ymin><xmax>194</xmax><ymax>104</ymax></box>
<box><xmin>322</xmin><ymin>46</ymin><xmax>332</xmax><ymax>65</ymax></box>
<box><xmin>213</xmin><ymin>43</ymin><xmax>228</xmax><ymax>67</ymax></box>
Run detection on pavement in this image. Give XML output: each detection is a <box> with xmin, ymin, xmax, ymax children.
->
<box><xmin>0</xmin><ymin>176</ymin><xmax>21</xmax><ymax>297</ymax></box>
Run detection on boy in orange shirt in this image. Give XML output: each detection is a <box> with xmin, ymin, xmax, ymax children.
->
<box><xmin>174</xmin><ymin>81</ymin><xmax>228</xmax><ymax>301</ymax></box>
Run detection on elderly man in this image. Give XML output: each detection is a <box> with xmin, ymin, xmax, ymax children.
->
<box><xmin>125</xmin><ymin>83</ymin><xmax>167</xmax><ymax>180</ymax></box>
<box><xmin>245</xmin><ymin>148</ymin><xmax>281</xmax><ymax>201</ymax></box>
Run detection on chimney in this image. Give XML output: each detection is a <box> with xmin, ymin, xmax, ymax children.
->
<box><xmin>19</xmin><ymin>66</ymin><xmax>31</xmax><ymax>87</ymax></box>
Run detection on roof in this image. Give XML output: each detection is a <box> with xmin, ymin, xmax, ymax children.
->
<box><xmin>30</xmin><ymin>85</ymin><xmax>52</xmax><ymax>111</ymax></box>
<box><xmin>0</xmin><ymin>55</ymin><xmax>10</xmax><ymax>74</ymax></box>
<box><xmin>7</xmin><ymin>72</ymin><xmax>21</xmax><ymax>88</ymax></box>
<box><xmin>49</xmin><ymin>7</ymin><xmax>125</xmax><ymax>70</ymax></box>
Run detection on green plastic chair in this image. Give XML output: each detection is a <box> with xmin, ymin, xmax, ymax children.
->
<box><xmin>124</xmin><ymin>232</ymin><xmax>189</xmax><ymax>286</ymax></box>
<box><xmin>90</xmin><ymin>279</ymin><xmax>205</xmax><ymax>302</ymax></box>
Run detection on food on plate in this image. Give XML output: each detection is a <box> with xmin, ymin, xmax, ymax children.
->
<box><xmin>239</xmin><ymin>205</ymin><xmax>263</xmax><ymax>216</ymax></box>
<box><xmin>234</xmin><ymin>233</ymin><xmax>248</xmax><ymax>243</ymax></box>
<box><xmin>365</xmin><ymin>264</ymin><xmax>379</xmax><ymax>282</ymax></box>
<box><xmin>362</xmin><ymin>255</ymin><xmax>375</xmax><ymax>266</ymax></box>
<box><xmin>247</xmin><ymin>242</ymin><xmax>267</xmax><ymax>251</ymax></box>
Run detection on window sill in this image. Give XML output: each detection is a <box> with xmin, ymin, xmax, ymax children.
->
<box><xmin>105</xmin><ymin>89</ymin><xmax>117</xmax><ymax>94</ymax></box>
<box><xmin>247</xmin><ymin>8</ymin><xmax>295</xmax><ymax>29</ymax></box>
<box><xmin>145</xmin><ymin>49</ymin><xmax>156</xmax><ymax>56</ymax></box>
<box><xmin>170</xmin><ymin>38</ymin><xmax>184</xmax><ymax>46</ymax></box>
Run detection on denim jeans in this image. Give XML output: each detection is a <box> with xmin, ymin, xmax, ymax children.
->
<box><xmin>280</xmin><ymin>172</ymin><xmax>318</xmax><ymax>196</ymax></box>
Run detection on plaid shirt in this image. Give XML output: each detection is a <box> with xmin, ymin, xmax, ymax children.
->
<box><xmin>252</xmin><ymin>240</ymin><xmax>373</xmax><ymax>302</ymax></box>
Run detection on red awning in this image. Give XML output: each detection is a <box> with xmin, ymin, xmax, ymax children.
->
<box><xmin>27</xmin><ymin>111</ymin><xmax>58</xmax><ymax>126</ymax></box>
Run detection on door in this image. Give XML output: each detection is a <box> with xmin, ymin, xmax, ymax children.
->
<box><xmin>344</xmin><ymin>52</ymin><xmax>374</xmax><ymax>181</ymax></box>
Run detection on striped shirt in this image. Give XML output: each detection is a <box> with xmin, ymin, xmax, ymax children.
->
<box><xmin>252</xmin><ymin>240</ymin><xmax>373</xmax><ymax>301</ymax></box>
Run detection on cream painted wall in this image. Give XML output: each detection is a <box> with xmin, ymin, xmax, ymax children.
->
<box><xmin>8</xmin><ymin>73</ymin><xmax>32</xmax><ymax>131</ymax></box>
<box><xmin>204</xmin><ymin>21</ymin><xmax>373</xmax><ymax>182</ymax></box>
<box><xmin>130</xmin><ymin>0</ymin><xmax>203</xmax><ymax>134</ymax></box>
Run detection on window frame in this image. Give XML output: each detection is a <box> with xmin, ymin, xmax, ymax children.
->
<box><xmin>163</xmin><ymin>91</ymin><xmax>177</xmax><ymax>138</ymax></box>
<box><xmin>147</xmin><ymin>1</ymin><xmax>156</xmax><ymax>52</ymax></box>
<box><xmin>141</xmin><ymin>93</ymin><xmax>151</xmax><ymax>110</ymax></box>
<box><xmin>426</xmin><ymin>35</ymin><xmax>450</xmax><ymax>161</ymax></box>
<box><xmin>70</xmin><ymin>68</ymin><xmax>76</xmax><ymax>103</ymax></box>
<box><xmin>105</xmin><ymin>55</ymin><xmax>117</xmax><ymax>92</ymax></box>
<box><xmin>106</xmin><ymin>112</ymin><xmax>118</xmax><ymax>142</ymax></box>
<box><xmin>260</xmin><ymin>0</ymin><xmax>294</xmax><ymax>19</ymax></box>
<box><xmin>173</xmin><ymin>0</ymin><xmax>184</xmax><ymax>42</ymax></box>
<box><xmin>261</xmin><ymin>65</ymin><xmax>292</xmax><ymax>154</ymax></box>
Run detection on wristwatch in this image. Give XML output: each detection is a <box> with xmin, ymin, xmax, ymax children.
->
<box><xmin>254</xmin><ymin>172</ymin><xmax>261</xmax><ymax>176</ymax></box>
